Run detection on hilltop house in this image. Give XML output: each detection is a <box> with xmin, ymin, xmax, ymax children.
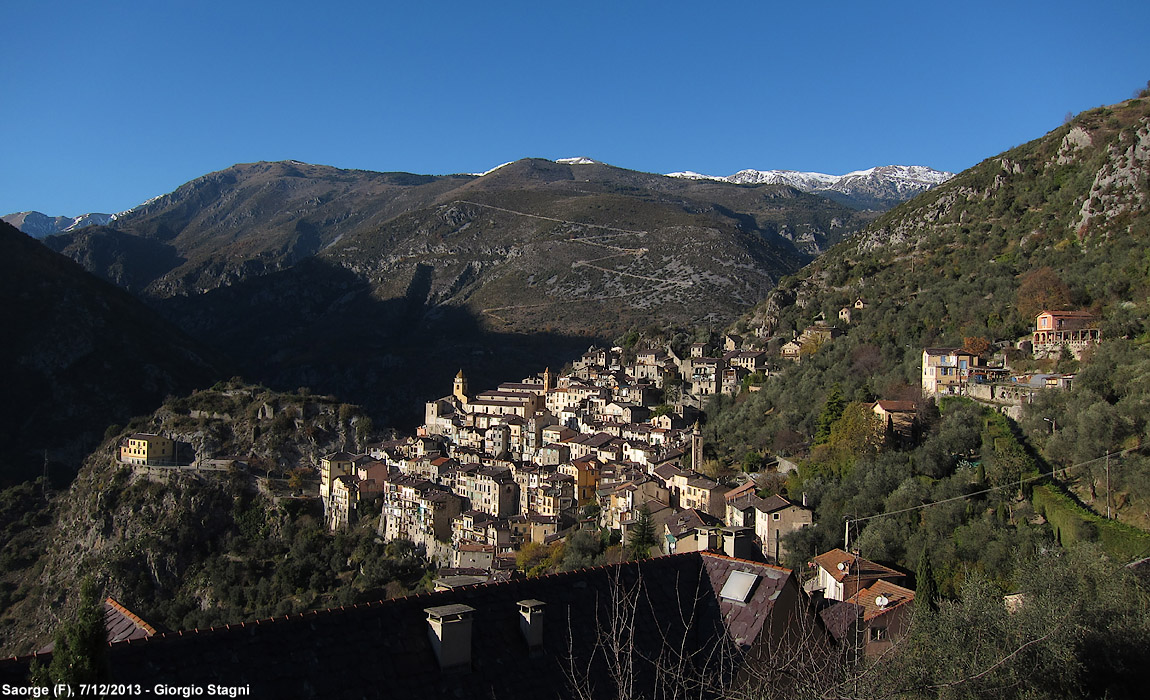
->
<box><xmin>871</xmin><ymin>400</ymin><xmax>917</xmax><ymax>445</ymax></box>
<box><xmin>665</xmin><ymin>471</ymin><xmax>730</xmax><ymax>518</ymax></box>
<box><xmin>328</xmin><ymin>475</ymin><xmax>359</xmax><ymax>531</ymax></box>
<box><xmin>1032</xmin><ymin>310</ymin><xmax>1100</xmax><ymax>359</ymax></box>
<box><xmin>320</xmin><ymin>451</ymin><xmax>368</xmax><ymax>508</ymax></box>
<box><xmin>119</xmin><ymin>433</ymin><xmax>176</xmax><ymax>466</ymax></box>
<box><xmin>780</xmin><ymin>339</ymin><xmax>803</xmax><ymax>362</ymax></box>
<box><xmin>821</xmin><ymin>579</ymin><xmax>916</xmax><ymax>658</ymax></box>
<box><xmin>382</xmin><ymin>478</ymin><xmax>463</xmax><ymax>549</ymax></box>
<box><xmin>663</xmin><ymin>508</ymin><xmax>724</xmax><ymax>554</ymax></box>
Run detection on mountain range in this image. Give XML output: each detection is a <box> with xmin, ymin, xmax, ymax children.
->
<box><xmin>4</xmin><ymin>158</ymin><xmax>909</xmax><ymax>430</ymax></box>
<box><xmin>0</xmin><ymin>153</ymin><xmax>953</xmax><ymax>458</ymax></box>
<box><xmin>6</xmin><ymin>159</ymin><xmax>948</xmax><ymax>239</ymax></box>
<box><xmin>1</xmin><ymin>211</ymin><xmax>114</xmax><ymax>238</ymax></box>
<box><xmin>666</xmin><ymin>164</ymin><xmax>954</xmax><ymax>210</ymax></box>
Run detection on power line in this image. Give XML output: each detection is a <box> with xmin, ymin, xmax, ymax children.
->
<box><xmin>843</xmin><ymin>443</ymin><xmax>1148</xmax><ymax>547</ymax></box>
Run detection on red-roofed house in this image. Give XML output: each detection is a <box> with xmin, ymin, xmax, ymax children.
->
<box><xmin>811</xmin><ymin>549</ymin><xmax>906</xmax><ymax>602</ymax></box>
<box><xmin>823</xmin><ymin>579</ymin><xmax>917</xmax><ymax>657</ymax></box>
<box><xmin>1033</xmin><ymin>310</ymin><xmax>1100</xmax><ymax>359</ymax></box>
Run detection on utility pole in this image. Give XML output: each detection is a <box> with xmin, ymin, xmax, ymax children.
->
<box><xmin>1043</xmin><ymin>417</ymin><xmax>1059</xmax><ymax>477</ymax></box>
<box><xmin>1106</xmin><ymin>452</ymin><xmax>1111</xmax><ymax>520</ymax></box>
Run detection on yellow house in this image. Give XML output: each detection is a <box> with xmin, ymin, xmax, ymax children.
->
<box><xmin>557</xmin><ymin>457</ymin><xmax>602</xmax><ymax>504</ymax></box>
<box><xmin>120</xmin><ymin>433</ymin><xmax>175</xmax><ymax>466</ymax></box>
<box><xmin>921</xmin><ymin>348</ymin><xmax>977</xmax><ymax>398</ymax></box>
<box><xmin>320</xmin><ymin>452</ymin><xmax>360</xmax><ymax>505</ymax></box>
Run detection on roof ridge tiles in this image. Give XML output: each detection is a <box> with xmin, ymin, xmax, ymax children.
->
<box><xmin>699</xmin><ymin>550</ymin><xmax>793</xmax><ymax>573</ymax></box>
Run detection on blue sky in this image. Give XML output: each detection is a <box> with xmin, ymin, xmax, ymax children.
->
<box><xmin>3</xmin><ymin>0</ymin><xmax>1149</xmax><ymax>215</ymax></box>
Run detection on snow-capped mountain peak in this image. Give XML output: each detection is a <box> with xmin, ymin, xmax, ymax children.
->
<box><xmin>1</xmin><ymin>211</ymin><xmax>114</xmax><ymax>238</ymax></box>
<box><xmin>669</xmin><ymin>164</ymin><xmax>954</xmax><ymax>209</ymax></box>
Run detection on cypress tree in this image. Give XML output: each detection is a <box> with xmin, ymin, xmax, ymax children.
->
<box><xmin>916</xmin><ymin>546</ymin><xmax>939</xmax><ymax>613</ymax></box>
<box><xmin>815</xmin><ymin>383</ymin><xmax>847</xmax><ymax>444</ymax></box>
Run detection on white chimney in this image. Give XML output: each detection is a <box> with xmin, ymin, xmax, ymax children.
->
<box><xmin>425</xmin><ymin>604</ymin><xmax>475</xmax><ymax>671</ymax></box>
<box><xmin>518</xmin><ymin>599</ymin><xmax>546</xmax><ymax>654</ymax></box>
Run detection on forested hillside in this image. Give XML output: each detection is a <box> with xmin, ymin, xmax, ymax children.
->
<box><xmin>699</xmin><ymin>93</ymin><xmax>1150</xmax><ymax>593</ymax></box>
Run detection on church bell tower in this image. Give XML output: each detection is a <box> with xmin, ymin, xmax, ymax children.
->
<box><xmin>453</xmin><ymin>369</ymin><xmax>469</xmax><ymax>403</ymax></box>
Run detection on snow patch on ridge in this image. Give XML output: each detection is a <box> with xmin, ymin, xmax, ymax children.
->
<box><xmin>470</xmin><ymin>162</ymin><xmax>515</xmax><ymax>177</ymax></box>
<box><xmin>665</xmin><ymin>171</ymin><xmax>725</xmax><ymax>181</ymax></box>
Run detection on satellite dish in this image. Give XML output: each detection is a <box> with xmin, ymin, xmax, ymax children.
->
<box><xmin>837</xmin><ymin>562</ymin><xmax>847</xmax><ymax>571</ymax></box>
<box><xmin>875</xmin><ymin>595</ymin><xmax>889</xmax><ymax>608</ymax></box>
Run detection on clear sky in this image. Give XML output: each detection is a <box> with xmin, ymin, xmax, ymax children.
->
<box><xmin>3</xmin><ymin>0</ymin><xmax>1149</xmax><ymax>216</ymax></box>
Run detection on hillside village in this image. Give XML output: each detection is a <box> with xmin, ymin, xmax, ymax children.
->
<box><xmin>113</xmin><ymin>304</ymin><xmax>1102</xmax><ymax>588</ymax></box>
<box><xmin>19</xmin><ymin>302</ymin><xmax>1116</xmax><ymax>696</ymax></box>
<box><xmin>14</xmin><ymin>334</ymin><xmax>944</xmax><ymax>697</ymax></box>
<box><xmin>98</xmin><ymin>301</ymin><xmax>1104</xmax><ymax>645</ymax></box>
<box><xmin>321</xmin><ymin>343</ymin><xmax>812</xmax><ymax>572</ymax></box>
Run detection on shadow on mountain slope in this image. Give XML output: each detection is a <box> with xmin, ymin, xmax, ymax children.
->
<box><xmin>0</xmin><ymin>223</ymin><xmax>225</xmax><ymax>487</ymax></box>
<box><xmin>41</xmin><ymin>226</ymin><xmax>186</xmax><ymax>293</ymax></box>
<box><xmin>152</xmin><ymin>258</ymin><xmax>595</xmax><ymax>429</ymax></box>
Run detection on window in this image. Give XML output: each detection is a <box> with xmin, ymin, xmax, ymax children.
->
<box><xmin>869</xmin><ymin>627</ymin><xmax>887</xmax><ymax>642</ymax></box>
<box><xmin>772</xmin><ymin>513</ymin><xmax>780</xmax><ymax>521</ymax></box>
<box><xmin>719</xmin><ymin>570</ymin><xmax>760</xmax><ymax>603</ymax></box>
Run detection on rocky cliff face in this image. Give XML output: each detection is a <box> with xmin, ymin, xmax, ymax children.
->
<box><xmin>0</xmin><ymin>383</ymin><xmax>373</xmax><ymax>656</ymax></box>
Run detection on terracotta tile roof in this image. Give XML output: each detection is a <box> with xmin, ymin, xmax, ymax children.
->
<box><xmin>1039</xmin><ymin>310</ymin><xmax>1095</xmax><ymax>319</ymax></box>
<box><xmin>725</xmin><ymin>481</ymin><xmax>758</xmax><ymax>502</ymax></box>
<box><xmin>845</xmin><ymin>579</ymin><xmax>916</xmax><ymax>621</ymax></box>
<box><xmin>727</xmin><ymin>492</ymin><xmax>764</xmax><ymax>512</ymax></box>
<box><xmin>756</xmin><ymin>494</ymin><xmax>799</xmax><ymax>513</ymax></box>
<box><xmin>685</xmin><ymin>474</ymin><xmax>722</xmax><ymax>490</ymax></box>
<box><xmin>38</xmin><ymin>598</ymin><xmax>157</xmax><ymax>653</ymax></box>
<box><xmin>922</xmin><ymin>347</ymin><xmax>964</xmax><ymax>356</ymax></box>
<box><xmin>104</xmin><ymin>598</ymin><xmax>157</xmax><ymax>644</ymax></box>
<box><xmin>812</xmin><ymin>549</ymin><xmax>904</xmax><ymax>584</ymax></box>
<box><xmin>456</xmin><ymin>542</ymin><xmax>496</xmax><ymax>553</ymax></box>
